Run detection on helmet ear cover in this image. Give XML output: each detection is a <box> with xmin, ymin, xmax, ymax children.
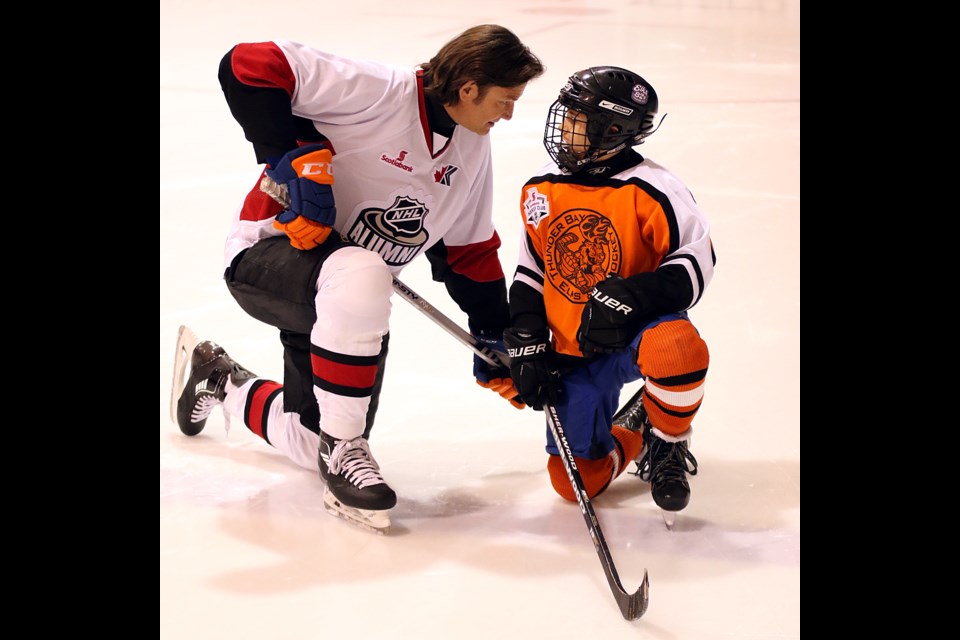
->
<box><xmin>560</xmin><ymin>95</ymin><xmax>634</xmax><ymax>150</ymax></box>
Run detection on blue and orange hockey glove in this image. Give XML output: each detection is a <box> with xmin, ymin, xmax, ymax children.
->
<box><xmin>267</xmin><ymin>144</ymin><xmax>336</xmax><ymax>250</ymax></box>
<box><xmin>473</xmin><ymin>329</ymin><xmax>524</xmax><ymax>410</ymax></box>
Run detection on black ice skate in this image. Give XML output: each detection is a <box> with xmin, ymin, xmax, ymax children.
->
<box><xmin>171</xmin><ymin>325</ymin><xmax>256</xmax><ymax>436</ymax></box>
<box><xmin>617</xmin><ymin>387</ymin><xmax>699</xmax><ymax>529</ymax></box>
<box><xmin>612</xmin><ymin>386</ymin><xmax>648</xmax><ymax>433</ymax></box>
<box><xmin>318</xmin><ymin>431</ymin><xmax>397</xmax><ymax>534</ymax></box>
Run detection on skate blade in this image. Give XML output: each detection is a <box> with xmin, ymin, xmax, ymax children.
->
<box><xmin>323</xmin><ymin>488</ymin><xmax>391</xmax><ymax>535</ymax></box>
<box><xmin>170</xmin><ymin>325</ymin><xmax>200</xmax><ymax>424</ymax></box>
<box><xmin>661</xmin><ymin>509</ymin><xmax>677</xmax><ymax>530</ymax></box>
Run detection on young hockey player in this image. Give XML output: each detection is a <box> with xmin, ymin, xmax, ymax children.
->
<box><xmin>502</xmin><ymin>66</ymin><xmax>714</xmax><ymax>526</ymax></box>
<box><xmin>171</xmin><ymin>25</ymin><xmax>544</xmax><ymax>533</ymax></box>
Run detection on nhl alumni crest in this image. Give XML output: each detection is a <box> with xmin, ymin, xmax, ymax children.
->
<box><xmin>347</xmin><ymin>196</ymin><xmax>430</xmax><ymax>267</ymax></box>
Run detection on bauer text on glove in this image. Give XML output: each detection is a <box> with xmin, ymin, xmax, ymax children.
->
<box><xmin>267</xmin><ymin>145</ymin><xmax>336</xmax><ymax>250</ymax></box>
<box><xmin>473</xmin><ymin>331</ymin><xmax>524</xmax><ymax>409</ymax></box>
<box><xmin>502</xmin><ymin>327</ymin><xmax>561</xmax><ymax>410</ymax></box>
<box><xmin>577</xmin><ymin>274</ymin><xmax>647</xmax><ymax>356</ymax></box>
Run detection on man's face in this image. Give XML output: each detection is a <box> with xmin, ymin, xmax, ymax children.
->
<box><xmin>447</xmin><ymin>81</ymin><xmax>527</xmax><ymax>135</ymax></box>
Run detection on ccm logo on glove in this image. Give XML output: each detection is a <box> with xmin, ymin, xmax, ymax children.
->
<box><xmin>293</xmin><ymin>158</ymin><xmax>333</xmax><ymax>180</ymax></box>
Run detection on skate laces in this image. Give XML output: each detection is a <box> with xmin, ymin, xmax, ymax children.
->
<box><xmin>636</xmin><ymin>436</ymin><xmax>698</xmax><ymax>483</ymax></box>
<box><xmin>189</xmin><ymin>369</ymin><xmax>229</xmax><ymax>430</ymax></box>
<box><xmin>191</xmin><ymin>395</ymin><xmax>221</xmax><ymax>422</ymax></box>
<box><xmin>329</xmin><ymin>437</ymin><xmax>386</xmax><ymax>488</ymax></box>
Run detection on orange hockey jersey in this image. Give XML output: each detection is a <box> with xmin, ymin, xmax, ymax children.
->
<box><xmin>510</xmin><ymin>149</ymin><xmax>715</xmax><ymax>358</ymax></box>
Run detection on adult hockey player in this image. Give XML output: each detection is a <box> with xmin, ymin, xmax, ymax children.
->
<box><xmin>171</xmin><ymin>25</ymin><xmax>544</xmax><ymax>533</ymax></box>
<box><xmin>502</xmin><ymin>66</ymin><xmax>713</xmax><ymax>527</ymax></box>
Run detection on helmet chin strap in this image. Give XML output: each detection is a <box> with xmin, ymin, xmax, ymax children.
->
<box><xmin>558</xmin><ymin>145</ymin><xmax>621</xmax><ymax>173</ymax></box>
<box><xmin>593</xmin><ymin>146</ymin><xmax>625</xmax><ymax>163</ymax></box>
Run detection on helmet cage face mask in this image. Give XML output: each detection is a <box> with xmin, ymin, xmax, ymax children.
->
<box><xmin>544</xmin><ymin>100</ymin><xmax>630</xmax><ymax>174</ymax></box>
<box><xmin>543</xmin><ymin>67</ymin><xmax>658</xmax><ymax>174</ymax></box>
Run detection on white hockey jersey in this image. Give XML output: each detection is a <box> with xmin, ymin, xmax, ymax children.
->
<box><xmin>223</xmin><ymin>40</ymin><xmax>497</xmax><ymax>277</ymax></box>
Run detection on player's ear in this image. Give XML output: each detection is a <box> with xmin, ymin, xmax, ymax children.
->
<box><xmin>458</xmin><ymin>80</ymin><xmax>478</xmax><ymax>102</ymax></box>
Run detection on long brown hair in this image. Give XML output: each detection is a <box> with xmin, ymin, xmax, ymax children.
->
<box><xmin>421</xmin><ymin>24</ymin><xmax>545</xmax><ymax>104</ymax></box>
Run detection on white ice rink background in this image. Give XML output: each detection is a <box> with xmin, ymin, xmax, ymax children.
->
<box><xmin>160</xmin><ymin>1</ymin><xmax>800</xmax><ymax>637</ymax></box>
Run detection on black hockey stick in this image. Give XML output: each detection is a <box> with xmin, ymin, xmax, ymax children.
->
<box><xmin>399</xmin><ymin>283</ymin><xmax>651</xmax><ymax>619</ymax></box>
<box><xmin>262</xmin><ymin>174</ymin><xmax>649</xmax><ymax>618</ymax></box>
<box><xmin>391</xmin><ymin>276</ymin><xmax>650</xmax><ymax>619</ymax></box>
<box><xmin>542</xmin><ymin>401</ymin><xmax>649</xmax><ymax>619</ymax></box>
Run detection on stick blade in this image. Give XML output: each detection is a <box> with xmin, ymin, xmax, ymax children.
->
<box><xmin>617</xmin><ymin>570</ymin><xmax>650</xmax><ymax>620</ymax></box>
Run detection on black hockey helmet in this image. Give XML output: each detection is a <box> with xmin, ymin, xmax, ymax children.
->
<box><xmin>544</xmin><ymin>66</ymin><xmax>659</xmax><ymax>173</ymax></box>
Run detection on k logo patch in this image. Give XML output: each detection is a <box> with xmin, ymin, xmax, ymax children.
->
<box><xmin>434</xmin><ymin>164</ymin><xmax>459</xmax><ymax>186</ymax></box>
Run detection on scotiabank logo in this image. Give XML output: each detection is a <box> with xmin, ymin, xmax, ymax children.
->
<box><xmin>380</xmin><ymin>150</ymin><xmax>413</xmax><ymax>172</ymax></box>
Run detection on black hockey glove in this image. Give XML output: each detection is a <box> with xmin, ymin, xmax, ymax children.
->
<box><xmin>473</xmin><ymin>330</ymin><xmax>524</xmax><ymax>410</ymax></box>
<box><xmin>503</xmin><ymin>327</ymin><xmax>562</xmax><ymax>410</ymax></box>
<box><xmin>577</xmin><ymin>274</ymin><xmax>645</xmax><ymax>356</ymax></box>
